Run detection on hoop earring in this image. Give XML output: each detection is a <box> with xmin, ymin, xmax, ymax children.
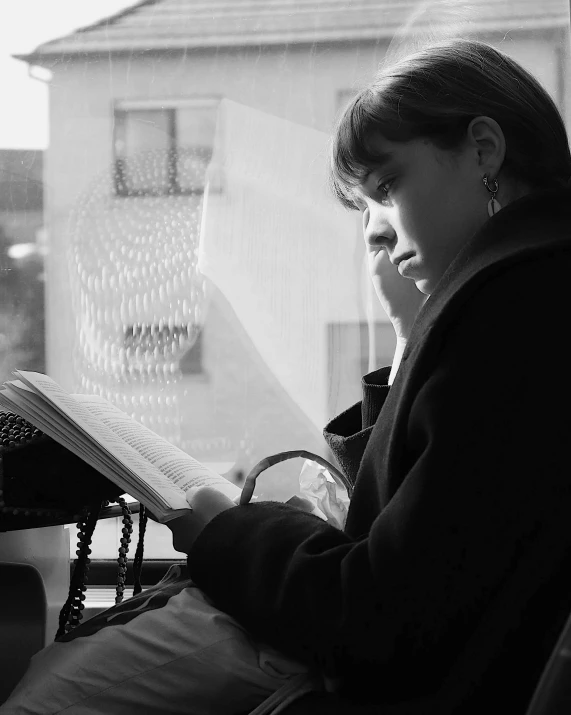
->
<box><xmin>482</xmin><ymin>174</ymin><xmax>502</xmax><ymax>217</ymax></box>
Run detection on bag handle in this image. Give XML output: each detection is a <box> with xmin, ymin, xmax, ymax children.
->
<box><xmin>239</xmin><ymin>451</ymin><xmax>352</xmax><ymax>506</ymax></box>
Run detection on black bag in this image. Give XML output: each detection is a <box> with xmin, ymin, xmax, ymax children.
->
<box><xmin>0</xmin><ymin>411</ymin><xmax>148</xmax><ymax>639</ymax></box>
<box><xmin>0</xmin><ymin>414</ymin><xmax>123</xmax><ymax>516</ymax></box>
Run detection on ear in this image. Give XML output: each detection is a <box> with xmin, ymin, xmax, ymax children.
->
<box><xmin>465</xmin><ymin>116</ymin><xmax>506</xmax><ymax>179</ymax></box>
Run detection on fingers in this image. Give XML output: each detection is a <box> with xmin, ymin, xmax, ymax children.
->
<box><xmin>185</xmin><ymin>486</ymin><xmax>236</xmax><ymax>520</ymax></box>
<box><xmin>368</xmin><ymin>251</ymin><xmax>426</xmax><ymax>340</ymax></box>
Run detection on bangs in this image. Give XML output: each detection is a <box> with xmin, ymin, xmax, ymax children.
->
<box><xmin>329</xmin><ymin>79</ymin><xmax>473</xmax><ymax>210</ymax></box>
<box><xmin>330</xmin><ymin>89</ymin><xmax>412</xmax><ymax>210</ymax></box>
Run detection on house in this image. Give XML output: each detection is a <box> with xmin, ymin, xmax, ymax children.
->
<box><xmin>15</xmin><ymin>0</ymin><xmax>571</xmax><ymax>501</ymax></box>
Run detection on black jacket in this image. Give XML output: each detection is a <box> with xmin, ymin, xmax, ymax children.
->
<box><xmin>189</xmin><ymin>186</ymin><xmax>571</xmax><ymax>714</ymax></box>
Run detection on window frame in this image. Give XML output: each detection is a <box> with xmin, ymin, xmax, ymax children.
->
<box><xmin>112</xmin><ymin>97</ymin><xmax>220</xmax><ymax>198</ymax></box>
<box><xmin>76</xmin><ymin>558</ymin><xmax>184</xmax><ymax>588</ymax></box>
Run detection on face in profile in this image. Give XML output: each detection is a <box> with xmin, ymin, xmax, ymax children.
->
<box><xmin>353</xmin><ymin>134</ymin><xmax>492</xmax><ymax>295</ymax></box>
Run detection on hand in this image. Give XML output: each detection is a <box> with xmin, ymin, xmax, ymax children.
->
<box><xmin>368</xmin><ymin>250</ymin><xmax>427</xmax><ymax>341</ymax></box>
<box><xmin>166</xmin><ymin>487</ymin><xmax>236</xmax><ymax>554</ymax></box>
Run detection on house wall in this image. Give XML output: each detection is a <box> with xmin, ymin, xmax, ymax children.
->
<box><xmin>42</xmin><ymin>30</ymin><xmax>568</xmax><ymax>490</ymax></box>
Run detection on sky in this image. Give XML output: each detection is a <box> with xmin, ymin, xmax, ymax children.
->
<box><xmin>0</xmin><ymin>0</ymin><xmax>138</xmax><ymax>149</ymax></box>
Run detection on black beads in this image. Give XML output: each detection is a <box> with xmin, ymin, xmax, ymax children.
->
<box><xmin>115</xmin><ymin>496</ymin><xmax>133</xmax><ymax>605</ymax></box>
<box><xmin>0</xmin><ymin>412</ymin><xmax>42</xmax><ymax>448</ymax></box>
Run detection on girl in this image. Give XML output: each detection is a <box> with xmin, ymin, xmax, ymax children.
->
<box><xmin>176</xmin><ymin>38</ymin><xmax>571</xmax><ymax>714</ymax></box>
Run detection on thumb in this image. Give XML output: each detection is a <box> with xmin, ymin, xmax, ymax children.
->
<box><xmin>185</xmin><ymin>486</ymin><xmax>201</xmax><ymax>506</ymax></box>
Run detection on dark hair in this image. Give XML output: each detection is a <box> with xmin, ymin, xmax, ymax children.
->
<box><xmin>331</xmin><ymin>39</ymin><xmax>571</xmax><ymax>209</ymax></box>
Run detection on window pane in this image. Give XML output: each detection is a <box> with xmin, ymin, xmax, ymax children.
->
<box><xmin>115</xmin><ymin>109</ymin><xmax>171</xmax><ymax>194</ymax></box>
<box><xmin>176</xmin><ymin>104</ymin><xmax>217</xmax><ymax>192</ymax></box>
<box><xmin>0</xmin><ymin>0</ymin><xmax>569</xmax><ymax>564</ymax></box>
<box><xmin>0</xmin><ymin>150</ymin><xmax>45</xmax><ymax>385</ymax></box>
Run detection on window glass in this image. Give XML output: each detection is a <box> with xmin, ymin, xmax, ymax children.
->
<box><xmin>114</xmin><ymin>109</ymin><xmax>171</xmax><ymax>194</ymax></box>
<box><xmin>176</xmin><ymin>102</ymin><xmax>217</xmax><ymax>192</ymax></box>
<box><xmin>0</xmin><ymin>0</ymin><xmax>570</xmax><ymax>563</ymax></box>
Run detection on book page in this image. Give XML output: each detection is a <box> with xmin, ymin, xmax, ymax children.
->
<box><xmin>4</xmin><ymin>372</ymin><xmax>189</xmax><ymax>518</ymax></box>
<box><xmin>74</xmin><ymin>394</ymin><xmax>241</xmax><ymax>501</ymax></box>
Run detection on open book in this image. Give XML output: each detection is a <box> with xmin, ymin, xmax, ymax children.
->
<box><xmin>0</xmin><ymin>371</ymin><xmax>241</xmax><ymax>523</ymax></box>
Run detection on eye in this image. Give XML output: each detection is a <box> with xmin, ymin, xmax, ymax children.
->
<box><xmin>377</xmin><ymin>178</ymin><xmax>394</xmax><ymax>200</ymax></box>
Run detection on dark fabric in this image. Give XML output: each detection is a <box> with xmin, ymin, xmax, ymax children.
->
<box><xmin>189</xmin><ymin>186</ymin><xmax>571</xmax><ymax>714</ymax></box>
<box><xmin>361</xmin><ymin>367</ymin><xmax>392</xmax><ymax>429</ymax></box>
<box><xmin>1</xmin><ymin>430</ymin><xmax>124</xmax><ymax>512</ymax></box>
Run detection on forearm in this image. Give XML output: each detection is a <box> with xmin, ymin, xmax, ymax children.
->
<box><xmin>187</xmin><ymin>501</ymin><xmax>370</xmax><ymax>675</ymax></box>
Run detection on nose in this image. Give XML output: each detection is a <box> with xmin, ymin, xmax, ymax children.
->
<box><xmin>362</xmin><ymin>208</ymin><xmax>395</xmax><ymax>250</ymax></box>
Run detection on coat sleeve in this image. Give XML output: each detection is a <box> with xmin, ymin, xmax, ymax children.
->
<box><xmin>322</xmin><ymin>366</ymin><xmax>392</xmax><ymax>486</ymax></box>
<box><xmin>187</xmin><ymin>254</ymin><xmax>571</xmax><ymax>699</ymax></box>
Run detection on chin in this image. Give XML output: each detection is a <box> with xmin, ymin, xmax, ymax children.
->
<box><xmin>414</xmin><ymin>278</ymin><xmax>432</xmax><ymax>295</ymax></box>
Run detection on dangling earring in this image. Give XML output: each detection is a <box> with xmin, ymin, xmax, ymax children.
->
<box><xmin>482</xmin><ymin>174</ymin><xmax>502</xmax><ymax>217</ymax></box>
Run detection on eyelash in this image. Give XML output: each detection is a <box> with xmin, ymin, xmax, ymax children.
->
<box><xmin>354</xmin><ymin>178</ymin><xmax>394</xmax><ymax>214</ymax></box>
<box><xmin>377</xmin><ymin>179</ymin><xmax>394</xmax><ymax>199</ymax></box>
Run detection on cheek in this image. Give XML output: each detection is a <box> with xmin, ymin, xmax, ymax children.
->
<box><xmin>399</xmin><ymin>177</ymin><xmax>478</xmax><ymax>257</ymax></box>
<box><xmin>397</xmin><ymin>184</ymin><xmax>444</xmax><ymax>250</ymax></box>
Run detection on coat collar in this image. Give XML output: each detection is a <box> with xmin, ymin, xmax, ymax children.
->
<box><xmin>403</xmin><ymin>186</ymin><xmax>571</xmax><ymax>359</ymax></box>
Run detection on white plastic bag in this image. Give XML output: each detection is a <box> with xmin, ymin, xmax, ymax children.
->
<box><xmin>298</xmin><ymin>459</ymin><xmax>350</xmax><ymax>530</ymax></box>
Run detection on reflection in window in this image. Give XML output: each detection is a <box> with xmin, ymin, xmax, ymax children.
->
<box><xmin>0</xmin><ymin>149</ymin><xmax>45</xmax><ymax>384</ymax></box>
<box><xmin>124</xmin><ymin>323</ymin><xmax>204</xmax><ymax>376</ymax></box>
<box><xmin>327</xmin><ymin>322</ymin><xmax>396</xmax><ymax>417</ymax></box>
<box><xmin>3</xmin><ymin>0</ymin><xmax>569</xmax><ymax>562</ymax></box>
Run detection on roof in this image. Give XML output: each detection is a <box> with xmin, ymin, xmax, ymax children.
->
<box><xmin>16</xmin><ymin>0</ymin><xmax>570</xmax><ymax>63</ymax></box>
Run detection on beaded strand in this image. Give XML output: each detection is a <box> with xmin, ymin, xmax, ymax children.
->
<box><xmin>56</xmin><ymin>501</ymin><xmax>101</xmax><ymax>639</ymax></box>
<box><xmin>55</xmin><ymin>498</ymin><xmax>137</xmax><ymax>637</ymax></box>
<box><xmin>115</xmin><ymin>496</ymin><xmax>132</xmax><ymax>605</ymax></box>
<box><xmin>132</xmin><ymin>505</ymin><xmax>147</xmax><ymax>596</ymax></box>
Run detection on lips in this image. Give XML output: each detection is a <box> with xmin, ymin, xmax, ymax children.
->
<box><xmin>397</xmin><ymin>255</ymin><xmax>416</xmax><ymax>276</ymax></box>
<box><xmin>393</xmin><ymin>252</ymin><xmax>414</xmax><ymax>266</ymax></box>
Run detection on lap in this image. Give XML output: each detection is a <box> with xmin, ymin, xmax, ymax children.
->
<box><xmin>1</xmin><ymin>565</ymin><xmax>310</xmax><ymax>715</ymax></box>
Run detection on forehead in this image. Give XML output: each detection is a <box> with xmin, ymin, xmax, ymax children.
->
<box><xmin>351</xmin><ymin>136</ymin><xmax>441</xmax><ymax>194</ymax></box>
<box><xmin>363</xmin><ymin>133</ymin><xmax>437</xmax><ymax>171</ymax></box>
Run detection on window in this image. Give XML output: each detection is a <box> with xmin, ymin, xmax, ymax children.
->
<box><xmin>327</xmin><ymin>322</ymin><xmax>397</xmax><ymax>418</ymax></box>
<box><xmin>1</xmin><ymin>1</ymin><xmax>570</xmax><ymax>614</ymax></box>
<box><xmin>0</xmin><ymin>150</ymin><xmax>45</xmax><ymax>385</ymax></box>
<box><xmin>337</xmin><ymin>89</ymin><xmax>359</xmax><ymax>115</ymax></box>
<box><xmin>179</xmin><ymin>330</ymin><xmax>203</xmax><ymax>376</ymax></box>
<box><xmin>113</xmin><ymin>100</ymin><xmax>218</xmax><ymax>196</ymax></box>
<box><xmin>124</xmin><ymin>323</ymin><xmax>204</xmax><ymax>376</ymax></box>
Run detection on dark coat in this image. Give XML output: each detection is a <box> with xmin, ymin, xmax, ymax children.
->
<box><xmin>189</xmin><ymin>186</ymin><xmax>571</xmax><ymax>714</ymax></box>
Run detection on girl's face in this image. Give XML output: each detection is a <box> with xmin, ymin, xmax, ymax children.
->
<box><xmin>353</xmin><ymin>134</ymin><xmax>491</xmax><ymax>295</ymax></box>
